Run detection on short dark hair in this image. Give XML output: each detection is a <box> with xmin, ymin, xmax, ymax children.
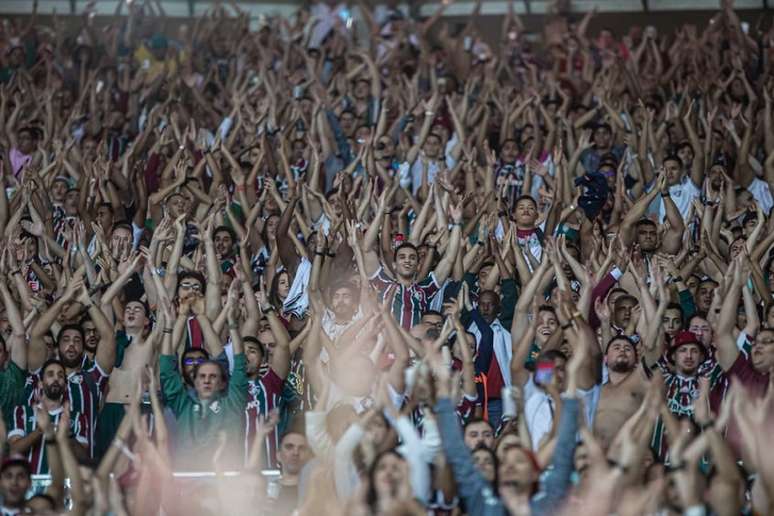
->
<box><xmin>213</xmin><ymin>225</ymin><xmax>236</xmax><ymax>242</ymax></box>
<box><xmin>538</xmin><ymin>349</ymin><xmax>568</xmax><ymax>363</ymax></box>
<box><xmin>41</xmin><ymin>358</ymin><xmax>66</xmax><ymax>377</ymax></box>
<box><xmin>111</xmin><ymin>220</ymin><xmax>133</xmax><ymax>235</ymax></box>
<box><xmin>57</xmin><ymin>324</ymin><xmax>84</xmax><ymax>347</ymax></box>
<box><xmin>192</xmin><ymin>359</ymin><xmax>226</xmax><ymax>384</ymax></box>
<box><xmin>393</xmin><ymin>242</ymin><xmax>418</xmax><ymax>260</ymax></box>
<box><xmin>463</xmin><ymin>417</ymin><xmax>494</xmax><ymax>433</ymax></box>
<box><xmin>636</xmin><ymin>219</ymin><xmax>657</xmax><ymax>229</ymax></box>
<box><xmin>663</xmin><ymin>154</ymin><xmax>682</xmax><ymax>167</ymax></box>
<box><xmin>177</xmin><ymin>271</ymin><xmax>206</xmax><ymax>292</ymax></box>
<box><xmin>514</xmin><ymin>195</ymin><xmax>537</xmax><ymax>208</ymax></box>
<box><xmin>243</xmin><ymin>336</ymin><xmax>267</xmax><ymax>358</ymax></box>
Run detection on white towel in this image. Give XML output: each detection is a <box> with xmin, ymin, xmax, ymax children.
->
<box><xmin>468</xmin><ymin>318</ymin><xmax>512</xmax><ymax>388</ymax></box>
<box><xmin>283</xmin><ymin>257</ymin><xmax>312</xmax><ymax>318</ymax></box>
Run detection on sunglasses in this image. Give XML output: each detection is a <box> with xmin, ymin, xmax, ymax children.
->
<box><xmin>183</xmin><ymin>357</ymin><xmax>206</xmax><ymax>366</ymax></box>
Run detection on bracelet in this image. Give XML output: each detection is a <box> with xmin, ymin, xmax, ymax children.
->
<box><xmin>561</xmin><ymin>322</ymin><xmax>571</xmax><ymax>330</ymax></box>
<box><xmin>314</xmin><ymin>251</ymin><xmax>326</xmax><ymax>257</ymax></box>
<box><xmin>660</xmin><ymin>191</ymin><xmax>670</xmax><ymax>198</ymax></box>
<box><xmin>236</xmin><ymin>185</ymin><xmax>246</xmax><ymax>192</ymax></box>
<box><xmin>10</xmin><ymin>269</ymin><xmax>20</xmax><ymax>276</ymax></box>
<box><xmin>228</xmin><ymin>323</ymin><xmax>239</xmax><ymax>330</ymax></box>
<box><xmin>163</xmin><ymin>328</ymin><xmax>173</xmax><ymax>335</ymax></box>
<box><xmin>451</xmin><ymin>222</ymin><xmax>463</xmax><ymax>227</ymax></box>
<box><xmin>45</xmin><ymin>437</ymin><xmax>57</xmax><ymax>445</ymax></box>
<box><xmin>327</xmin><ymin>252</ymin><xmax>336</xmax><ymax>258</ymax></box>
<box><xmin>424</xmin><ymin>111</ymin><xmax>435</xmax><ymax>117</ymax></box>
<box><xmin>113</xmin><ymin>438</ymin><xmax>137</xmax><ymax>462</ymax></box>
<box><xmin>262</xmin><ymin>306</ymin><xmax>275</xmax><ymax>313</ymax></box>
<box><xmin>476</xmin><ymin>241</ymin><xmax>485</xmax><ymax>246</ymax></box>
<box><xmin>673</xmin><ymin>275</ymin><xmax>684</xmax><ymax>283</ymax></box>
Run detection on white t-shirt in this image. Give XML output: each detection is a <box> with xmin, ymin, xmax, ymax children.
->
<box><xmin>747</xmin><ymin>177</ymin><xmax>774</xmax><ymax>214</ymax></box>
<box><xmin>649</xmin><ymin>175</ymin><xmax>701</xmax><ymax>222</ymax></box>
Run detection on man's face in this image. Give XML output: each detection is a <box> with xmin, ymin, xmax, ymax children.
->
<box><xmin>606</xmin><ymin>338</ymin><xmax>637</xmax><ymax>373</ymax></box>
<box><xmin>751</xmin><ymin>330</ymin><xmax>774</xmax><ymax>373</ymax></box>
<box><xmin>613</xmin><ymin>297</ymin><xmax>637</xmax><ymax>328</ymax></box>
<box><xmin>395</xmin><ymin>247</ymin><xmax>418</xmax><ymax>279</ymax></box>
<box><xmin>277</xmin><ymin>433</ymin><xmax>310</xmax><ymax>476</ymax></box>
<box><xmin>498</xmin><ymin>447</ymin><xmax>538</xmax><ymax>487</ymax></box>
<box><xmin>110</xmin><ymin>227</ymin><xmax>133</xmax><ymax>259</ymax></box>
<box><xmin>42</xmin><ymin>363</ymin><xmax>67</xmax><ymax>401</ymax></box>
<box><xmin>674</xmin><ymin>344</ymin><xmax>704</xmax><ymax>375</ymax></box>
<box><xmin>182</xmin><ymin>351</ymin><xmax>207</xmax><ymax>385</ymax></box>
<box><xmin>339</xmin><ymin>112</ymin><xmax>355</xmax><ymax>136</ymax></box>
<box><xmin>0</xmin><ymin>465</ymin><xmax>31</xmax><ymax>506</ymax></box>
<box><xmin>637</xmin><ymin>224</ymin><xmax>658</xmax><ymax>252</ymax></box>
<box><xmin>0</xmin><ymin>309</ymin><xmax>10</xmax><ymax>339</ymax></box>
<box><xmin>593</xmin><ymin>127</ymin><xmax>611</xmax><ymax>149</ymax></box>
<box><xmin>64</xmin><ymin>190</ymin><xmax>79</xmax><ymax>215</ymax></box>
<box><xmin>82</xmin><ymin>320</ymin><xmax>99</xmax><ymax>353</ymax></box>
<box><xmin>500</xmin><ymin>140</ymin><xmax>518</xmax><ymax>163</ymax></box>
<box><xmin>97</xmin><ymin>205</ymin><xmax>114</xmax><ymax>231</ymax></box>
<box><xmin>244</xmin><ymin>342</ymin><xmax>264</xmax><ymax>376</ymax></box>
<box><xmin>331</xmin><ymin>287</ymin><xmax>356</xmax><ymax>320</ymax></box>
<box><xmin>166</xmin><ymin>193</ymin><xmax>191</xmax><ymax>219</ymax></box>
<box><xmin>677</xmin><ymin>145</ymin><xmax>693</xmax><ymax>168</ymax></box>
<box><xmin>123</xmin><ymin>301</ymin><xmax>148</xmax><ymax>331</ymax></box>
<box><xmin>687</xmin><ymin>317</ymin><xmax>712</xmax><ymax>346</ymax></box>
<box><xmin>194</xmin><ymin>363</ymin><xmax>224</xmax><ymax>400</ymax></box>
<box><xmin>177</xmin><ymin>278</ymin><xmax>203</xmax><ymax>303</ymax></box>
<box><xmin>514</xmin><ymin>198</ymin><xmax>537</xmax><ymax>227</ymax></box>
<box><xmin>420</xmin><ymin>313</ymin><xmax>443</xmax><ymax>333</ymax></box>
<box><xmin>257</xmin><ymin>328</ymin><xmax>277</xmax><ymax>359</ymax></box>
<box><xmin>51</xmin><ymin>180</ymin><xmax>68</xmax><ymax>202</ymax></box>
<box><xmin>17</xmin><ymin>130</ymin><xmax>35</xmax><ymax>154</ymax></box>
<box><xmin>214</xmin><ymin>230</ymin><xmax>234</xmax><ymax>258</ymax></box>
<box><xmin>662</xmin><ymin>308</ymin><xmax>683</xmax><ymax>338</ymax></box>
<box><xmin>472</xmin><ymin>449</ymin><xmax>496</xmax><ymax>483</ymax></box>
<box><xmin>423</xmin><ymin>135</ymin><xmax>442</xmax><ymax>159</ymax></box>
<box><xmin>664</xmin><ymin>159</ymin><xmax>682</xmax><ymax>186</ymax></box>
<box><xmin>464</xmin><ymin>421</ymin><xmax>494</xmax><ymax>450</ymax></box>
<box><xmin>478</xmin><ymin>292</ymin><xmax>500</xmax><ymax>324</ymax></box>
<box><xmin>58</xmin><ymin>329</ymin><xmax>84</xmax><ymax>368</ymax></box>
<box><xmin>536</xmin><ymin>310</ymin><xmax>558</xmax><ymax>343</ymax></box>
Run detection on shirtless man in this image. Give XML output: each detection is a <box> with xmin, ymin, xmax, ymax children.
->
<box><xmin>593</xmin><ymin>335</ymin><xmax>648</xmax><ymax>451</ymax></box>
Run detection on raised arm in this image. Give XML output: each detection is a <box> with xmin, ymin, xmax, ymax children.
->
<box><xmin>432</xmin><ymin>201</ymin><xmax>463</xmax><ymax>284</ymax></box>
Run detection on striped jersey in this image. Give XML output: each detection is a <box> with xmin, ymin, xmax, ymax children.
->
<box><xmin>8</xmin><ymin>404</ymin><xmax>88</xmax><ymax>474</ymax></box>
<box><xmin>649</xmin><ymin>355</ymin><xmax>724</xmax><ymax>460</ymax></box>
<box><xmin>370</xmin><ymin>267</ymin><xmax>440</xmax><ymax>329</ymax></box>
<box><xmin>25</xmin><ymin>363</ymin><xmax>109</xmax><ymax>457</ymax></box>
<box><xmin>244</xmin><ymin>368</ymin><xmax>284</xmax><ymax>468</ymax></box>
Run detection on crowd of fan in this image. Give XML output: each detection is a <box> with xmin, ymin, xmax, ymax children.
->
<box><xmin>0</xmin><ymin>0</ymin><xmax>772</xmax><ymax>514</ymax></box>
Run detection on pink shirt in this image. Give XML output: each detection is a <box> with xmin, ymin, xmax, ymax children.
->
<box><xmin>9</xmin><ymin>147</ymin><xmax>31</xmax><ymax>179</ymax></box>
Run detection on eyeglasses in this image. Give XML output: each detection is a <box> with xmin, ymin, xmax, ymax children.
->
<box><xmin>183</xmin><ymin>357</ymin><xmax>206</xmax><ymax>366</ymax></box>
<box><xmin>180</xmin><ymin>283</ymin><xmax>202</xmax><ymax>291</ymax></box>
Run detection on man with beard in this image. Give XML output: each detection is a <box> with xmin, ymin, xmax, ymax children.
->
<box><xmin>321</xmin><ymin>281</ymin><xmax>361</xmax><ymax>341</ymax></box>
<box><xmin>244</xmin><ymin>292</ymin><xmax>292</xmax><ymax>467</ymax></box>
<box><xmin>213</xmin><ymin>225</ymin><xmax>237</xmax><ymax>270</ymax></box>
<box><xmin>8</xmin><ymin>360</ymin><xmax>88</xmax><ymax>474</ymax></box>
<box><xmin>593</xmin><ymin>336</ymin><xmax>650</xmax><ymax>451</ymax></box>
<box><xmin>80</xmin><ymin>317</ymin><xmax>100</xmax><ymax>364</ymax></box>
<box><xmin>27</xmin><ymin>280</ymin><xmax>116</xmax><ymax>456</ymax></box>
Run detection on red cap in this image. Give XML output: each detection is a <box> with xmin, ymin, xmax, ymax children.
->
<box><xmin>1</xmin><ymin>453</ymin><xmax>31</xmax><ymax>474</ymax></box>
<box><xmin>668</xmin><ymin>330</ymin><xmax>706</xmax><ymax>362</ymax></box>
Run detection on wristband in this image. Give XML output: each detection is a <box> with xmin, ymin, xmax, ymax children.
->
<box><xmin>10</xmin><ymin>269</ymin><xmax>20</xmax><ymax>276</ymax></box>
<box><xmin>228</xmin><ymin>323</ymin><xmax>239</xmax><ymax>330</ymax></box>
<box><xmin>424</xmin><ymin>111</ymin><xmax>435</xmax><ymax>117</ymax></box>
<box><xmin>45</xmin><ymin>437</ymin><xmax>57</xmax><ymax>445</ymax></box>
<box><xmin>476</xmin><ymin>241</ymin><xmax>485</xmax><ymax>246</ymax></box>
<box><xmin>314</xmin><ymin>251</ymin><xmax>326</xmax><ymax>257</ymax></box>
<box><xmin>660</xmin><ymin>191</ymin><xmax>670</xmax><ymax>198</ymax></box>
<box><xmin>673</xmin><ymin>275</ymin><xmax>684</xmax><ymax>283</ymax></box>
<box><xmin>451</xmin><ymin>222</ymin><xmax>463</xmax><ymax>227</ymax></box>
<box><xmin>262</xmin><ymin>305</ymin><xmax>275</xmax><ymax>313</ymax></box>
<box><xmin>561</xmin><ymin>322</ymin><xmax>571</xmax><ymax>330</ymax></box>
<box><xmin>163</xmin><ymin>328</ymin><xmax>173</xmax><ymax>335</ymax></box>
<box><xmin>236</xmin><ymin>185</ymin><xmax>246</xmax><ymax>192</ymax></box>
<box><xmin>327</xmin><ymin>252</ymin><xmax>336</xmax><ymax>258</ymax></box>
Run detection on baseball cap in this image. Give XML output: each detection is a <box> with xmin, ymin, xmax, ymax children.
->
<box><xmin>1</xmin><ymin>453</ymin><xmax>31</xmax><ymax>474</ymax></box>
